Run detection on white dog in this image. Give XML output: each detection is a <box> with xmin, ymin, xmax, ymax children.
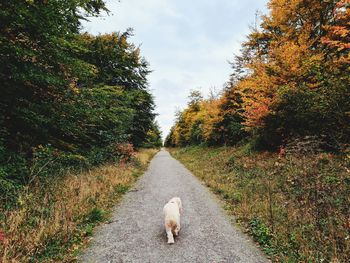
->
<box><xmin>163</xmin><ymin>197</ymin><xmax>183</xmax><ymax>244</ymax></box>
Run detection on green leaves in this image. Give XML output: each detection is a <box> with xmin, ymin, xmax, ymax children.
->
<box><xmin>0</xmin><ymin>0</ymin><xmax>157</xmax><ymax>204</ymax></box>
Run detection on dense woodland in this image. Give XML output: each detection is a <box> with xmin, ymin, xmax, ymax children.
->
<box><xmin>166</xmin><ymin>1</ymin><xmax>350</xmax><ymax>261</ymax></box>
<box><xmin>0</xmin><ymin>0</ymin><xmax>350</xmax><ymax>261</ymax></box>
<box><xmin>0</xmin><ymin>0</ymin><xmax>162</xmax><ymax>206</ymax></box>
<box><xmin>165</xmin><ymin>0</ymin><xmax>350</xmax><ymax>151</ymax></box>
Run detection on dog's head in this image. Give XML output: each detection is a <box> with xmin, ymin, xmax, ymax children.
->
<box><xmin>170</xmin><ymin>197</ymin><xmax>183</xmax><ymax>214</ymax></box>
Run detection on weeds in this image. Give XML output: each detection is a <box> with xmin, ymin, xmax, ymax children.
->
<box><xmin>0</xmin><ymin>148</ymin><xmax>158</xmax><ymax>262</ymax></box>
<box><xmin>169</xmin><ymin>146</ymin><xmax>350</xmax><ymax>262</ymax></box>
<box><xmin>249</xmin><ymin>218</ymin><xmax>274</xmax><ymax>254</ymax></box>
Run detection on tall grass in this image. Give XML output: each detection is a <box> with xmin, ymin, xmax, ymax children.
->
<box><xmin>0</xmin><ymin>149</ymin><xmax>158</xmax><ymax>262</ymax></box>
<box><xmin>169</xmin><ymin>146</ymin><xmax>350</xmax><ymax>262</ymax></box>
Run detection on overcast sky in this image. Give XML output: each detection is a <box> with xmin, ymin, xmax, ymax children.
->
<box><xmin>82</xmin><ymin>0</ymin><xmax>268</xmax><ymax>139</ymax></box>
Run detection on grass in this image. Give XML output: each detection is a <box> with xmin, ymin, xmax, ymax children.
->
<box><xmin>169</xmin><ymin>146</ymin><xmax>350</xmax><ymax>262</ymax></box>
<box><xmin>0</xmin><ymin>148</ymin><xmax>158</xmax><ymax>262</ymax></box>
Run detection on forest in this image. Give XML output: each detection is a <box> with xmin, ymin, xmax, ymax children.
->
<box><xmin>0</xmin><ymin>0</ymin><xmax>162</xmax><ymax>206</ymax></box>
<box><xmin>1</xmin><ymin>0</ymin><xmax>350</xmax><ymax>262</ymax></box>
<box><xmin>165</xmin><ymin>0</ymin><xmax>349</xmax><ymax>150</ymax></box>
<box><xmin>0</xmin><ymin>1</ymin><xmax>161</xmax><ymax>260</ymax></box>
<box><xmin>166</xmin><ymin>0</ymin><xmax>350</xmax><ymax>261</ymax></box>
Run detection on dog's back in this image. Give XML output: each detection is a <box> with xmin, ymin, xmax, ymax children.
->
<box><xmin>163</xmin><ymin>202</ymin><xmax>180</xmax><ymax>218</ymax></box>
<box><xmin>163</xmin><ymin>202</ymin><xmax>180</xmax><ymax>233</ymax></box>
<box><xmin>163</xmin><ymin>198</ymin><xmax>182</xmax><ymax>244</ymax></box>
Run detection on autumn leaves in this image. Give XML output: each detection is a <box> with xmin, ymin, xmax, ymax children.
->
<box><xmin>166</xmin><ymin>0</ymin><xmax>350</xmax><ymax>150</ymax></box>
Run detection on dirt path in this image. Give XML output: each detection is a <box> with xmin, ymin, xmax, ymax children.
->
<box><xmin>80</xmin><ymin>149</ymin><xmax>268</xmax><ymax>263</ymax></box>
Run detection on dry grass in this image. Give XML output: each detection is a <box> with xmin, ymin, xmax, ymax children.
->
<box><xmin>169</xmin><ymin>146</ymin><xmax>350</xmax><ymax>262</ymax></box>
<box><xmin>0</xmin><ymin>148</ymin><xmax>158</xmax><ymax>262</ymax></box>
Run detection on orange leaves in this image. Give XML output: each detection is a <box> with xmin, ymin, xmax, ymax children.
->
<box><xmin>243</xmin><ymin>98</ymin><xmax>272</xmax><ymax>128</ymax></box>
<box><xmin>234</xmin><ymin>0</ymin><xmax>331</xmax><ymax>131</ymax></box>
<box><xmin>268</xmin><ymin>0</ymin><xmax>323</xmax><ymax>39</ymax></box>
<box><xmin>167</xmin><ymin>0</ymin><xmax>350</xmax><ymax>148</ymax></box>
<box><xmin>322</xmin><ymin>0</ymin><xmax>350</xmax><ymax>64</ymax></box>
<box><xmin>116</xmin><ymin>143</ymin><xmax>135</xmax><ymax>163</ymax></box>
<box><xmin>236</xmin><ymin>60</ymin><xmax>277</xmax><ymax>130</ymax></box>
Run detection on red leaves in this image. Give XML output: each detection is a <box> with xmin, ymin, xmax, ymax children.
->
<box><xmin>322</xmin><ymin>0</ymin><xmax>350</xmax><ymax>63</ymax></box>
<box><xmin>243</xmin><ymin>98</ymin><xmax>272</xmax><ymax>128</ymax></box>
<box><xmin>116</xmin><ymin>143</ymin><xmax>135</xmax><ymax>164</ymax></box>
<box><xmin>0</xmin><ymin>230</ymin><xmax>6</xmax><ymax>243</ymax></box>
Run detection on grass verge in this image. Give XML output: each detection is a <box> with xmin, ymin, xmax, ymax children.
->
<box><xmin>0</xmin><ymin>148</ymin><xmax>158</xmax><ymax>262</ymax></box>
<box><xmin>169</xmin><ymin>146</ymin><xmax>350</xmax><ymax>262</ymax></box>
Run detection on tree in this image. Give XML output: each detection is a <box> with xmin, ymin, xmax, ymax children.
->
<box><xmin>80</xmin><ymin>32</ymin><xmax>155</xmax><ymax>147</ymax></box>
<box><xmin>166</xmin><ymin>0</ymin><xmax>349</xmax><ymax>150</ymax></box>
<box><xmin>0</xmin><ymin>0</ymin><xmax>159</xmax><ymax>203</ymax></box>
<box><xmin>143</xmin><ymin>121</ymin><xmax>163</xmax><ymax>148</ymax></box>
<box><xmin>0</xmin><ymin>0</ymin><xmax>107</xmax><ymax>152</ymax></box>
<box><xmin>233</xmin><ymin>0</ymin><xmax>349</xmax><ymax>148</ymax></box>
<box><xmin>322</xmin><ymin>0</ymin><xmax>350</xmax><ymax>65</ymax></box>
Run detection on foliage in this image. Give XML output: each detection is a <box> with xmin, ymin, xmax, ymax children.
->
<box><xmin>170</xmin><ymin>146</ymin><xmax>350</xmax><ymax>262</ymax></box>
<box><xmin>115</xmin><ymin>143</ymin><xmax>136</xmax><ymax>163</ymax></box>
<box><xmin>0</xmin><ymin>0</ymin><xmax>158</xmax><ymax>204</ymax></box>
<box><xmin>166</xmin><ymin>0</ymin><xmax>350</xmax><ymax>150</ymax></box>
<box><xmin>143</xmin><ymin>121</ymin><xmax>163</xmax><ymax>148</ymax></box>
<box><xmin>249</xmin><ymin>218</ymin><xmax>273</xmax><ymax>253</ymax></box>
<box><xmin>164</xmin><ymin>90</ymin><xmax>246</xmax><ymax>147</ymax></box>
<box><xmin>0</xmin><ymin>149</ymin><xmax>158</xmax><ymax>262</ymax></box>
<box><xmin>80</xmin><ymin>32</ymin><xmax>156</xmax><ymax>146</ymax></box>
<box><xmin>235</xmin><ymin>0</ymin><xmax>349</xmax><ymax>148</ymax></box>
<box><xmin>322</xmin><ymin>0</ymin><xmax>350</xmax><ymax>65</ymax></box>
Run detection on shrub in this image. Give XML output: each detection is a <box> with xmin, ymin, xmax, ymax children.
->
<box><xmin>116</xmin><ymin>143</ymin><xmax>136</xmax><ymax>163</ymax></box>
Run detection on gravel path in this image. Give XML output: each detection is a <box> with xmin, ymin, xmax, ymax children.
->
<box><xmin>80</xmin><ymin>149</ymin><xmax>268</xmax><ymax>263</ymax></box>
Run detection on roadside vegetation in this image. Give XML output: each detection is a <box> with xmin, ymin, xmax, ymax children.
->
<box><xmin>170</xmin><ymin>146</ymin><xmax>350</xmax><ymax>262</ymax></box>
<box><xmin>166</xmin><ymin>0</ymin><xmax>350</xmax><ymax>262</ymax></box>
<box><xmin>165</xmin><ymin>0</ymin><xmax>349</xmax><ymax>150</ymax></box>
<box><xmin>0</xmin><ymin>1</ymin><xmax>161</xmax><ymax>261</ymax></box>
<box><xmin>1</xmin><ymin>148</ymin><xmax>158</xmax><ymax>262</ymax></box>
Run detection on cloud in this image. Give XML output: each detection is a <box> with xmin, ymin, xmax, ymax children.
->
<box><xmin>82</xmin><ymin>0</ymin><xmax>268</xmax><ymax>139</ymax></box>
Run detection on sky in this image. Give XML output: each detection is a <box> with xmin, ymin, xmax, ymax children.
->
<box><xmin>82</xmin><ymin>0</ymin><xmax>268</xmax><ymax>139</ymax></box>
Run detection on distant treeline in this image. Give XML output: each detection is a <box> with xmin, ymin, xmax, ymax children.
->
<box><xmin>0</xmin><ymin>0</ymin><xmax>161</xmax><ymax>205</ymax></box>
<box><xmin>165</xmin><ymin>0</ymin><xmax>349</xmax><ymax>150</ymax></box>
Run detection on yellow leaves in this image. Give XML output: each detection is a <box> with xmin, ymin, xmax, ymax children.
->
<box><xmin>269</xmin><ymin>0</ymin><xmax>302</xmax><ymax>25</ymax></box>
<box><xmin>170</xmin><ymin>97</ymin><xmax>225</xmax><ymax>144</ymax></box>
<box><xmin>236</xmin><ymin>59</ymin><xmax>278</xmax><ymax>129</ymax></box>
<box><xmin>268</xmin><ymin>0</ymin><xmax>323</xmax><ymax>36</ymax></box>
<box><xmin>270</xmin><ymin>41</ymin><xmax>321</xmax><ymax>81</ymax></box>
<box><xmin>236</xmin><ymin>0</ymin><xmax>326</xmax><ymax>129</ymax></box>
<box><xmin>201</xmin><ymin>99</ymin><xmax>223</xmax><ymax>141</ymax></box>
<box><xmin>69</xmin><ymin>78</ymin><xmax>80</xmax><ymax>94</ymax></box>
<box><xmin>168</xmin><ymin>0</ymin><xmax>349</xmax><ymax>145</ymax></box>
<box><xmin>321</xmin><ymin>0</ymin><xmax>350</xmax><ymax>64</ymax></box>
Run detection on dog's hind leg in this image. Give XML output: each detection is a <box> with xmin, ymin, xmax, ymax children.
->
<box><xmin>166</xmin><ymin>226</ymin><xmax>174</xmax><ymax>244</ymax></box>
<box><xmin>174</xmin><ymin>225</ymin><xmax>180</xmax><ymax>236</ymax></box>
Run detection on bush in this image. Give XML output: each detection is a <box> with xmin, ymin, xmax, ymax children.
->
<box><xmin>116</xmin><ymin>143</ymin><xmax>136</xmax><ymax>163</ymax></box>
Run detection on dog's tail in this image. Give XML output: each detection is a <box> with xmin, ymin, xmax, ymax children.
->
<box><xmin>166</xmin><ymin>219</ymin><xmax>178</xmax><ymax>233</ymax></box>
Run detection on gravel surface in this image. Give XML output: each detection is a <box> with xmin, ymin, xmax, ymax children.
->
<box><xmin>80</xmin><ymin>149</ymin><xmax>268</xmax><ymax>263</ymax></box>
